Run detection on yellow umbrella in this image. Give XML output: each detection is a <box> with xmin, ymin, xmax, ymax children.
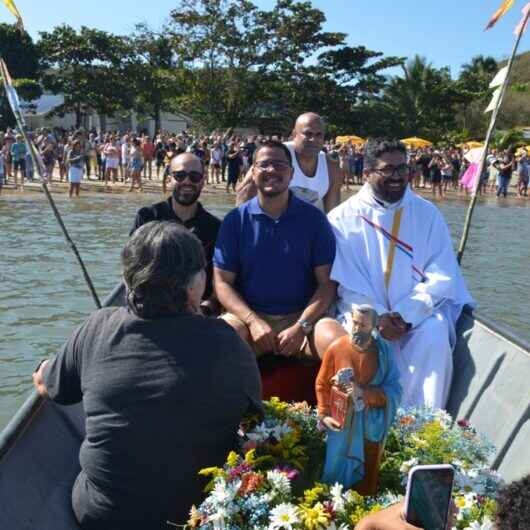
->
<box><xmin>457</xmin><ymin>141</ymin><xmax>484</xmax><ymax>149</ymax></box>
<box><xmin>400</xmin><ymin>137</ymin><xmax>433</xmax><ymax>149</ymax></box>
<box><xmin>335</xmin><ymin>135</ymin><xmax>365</xmax><ymax>145</ymax></box>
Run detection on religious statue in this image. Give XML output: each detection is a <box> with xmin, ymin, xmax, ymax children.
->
<box><xmin>315</xmin><ymin>304</ymin><xmax>402</xmax><ymax>495</ymax></box>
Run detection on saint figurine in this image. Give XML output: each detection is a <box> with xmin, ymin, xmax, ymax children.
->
<box><xmin>315</xmin><ymin>304</ymin><xmax>402</xmax><ymax>495</ymax></box>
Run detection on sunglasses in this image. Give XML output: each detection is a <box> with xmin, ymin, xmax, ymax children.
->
<box><xmin>172</xmin><ymin>170</ymin><xmax>204</xmax><ymax>183</ymax></box>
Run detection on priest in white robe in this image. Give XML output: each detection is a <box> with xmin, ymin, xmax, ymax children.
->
<box><xmin>315</xmin><ymin>138</ymin><xmax>474</xmax><ymax>409</ymax></box>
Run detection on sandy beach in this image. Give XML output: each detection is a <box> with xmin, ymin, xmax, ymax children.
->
<box><xmin>2</xmin><ymin>177</ymin><xmax>529</xmax><ymax>206</ymax></box>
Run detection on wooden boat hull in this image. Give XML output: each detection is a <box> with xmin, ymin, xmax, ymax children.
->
<box><xmin>1</xmin><ymin>282</ymin><xmax>529</xmax><ymax>529</ymax></box>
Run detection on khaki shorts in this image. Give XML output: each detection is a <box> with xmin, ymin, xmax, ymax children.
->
<box><xmin>221</xmin><ymin>311</ymin><xmax>316</xmax><ymax>359</ymax></box>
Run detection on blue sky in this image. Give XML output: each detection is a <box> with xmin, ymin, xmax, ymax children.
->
<box><xmin>4</xmin><ymin>0</ymin><xmax>530</xmax><ymax>77</ymax></box>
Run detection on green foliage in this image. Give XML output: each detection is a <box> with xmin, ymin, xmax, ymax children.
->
<box><xmin>0</xmin><ymin>24</ymin><xmax>40</xmax><ymax>128</ymax></box>
<box><xmin>0</xmin><ymin>2</ymin><xmax>522</xmax><ymax>138</ymax></box>
<box><xmin>375</xmin><ymin>55</ymin><xmax>467</xmax><ymax>141</ymax></box>
<box><xmin>168</xmin><ymin>0</ymin><xmax>401</xmax><ymax>131</ymax></box>
<box><xmin>492</xmin><ymin>128</ymin><xmax>526</xmax><ymax>151</ymax></box>
<box><xmin>124</xmin><ymin>23</ymin><xmax>183</xmax><ymax>131</ymax></box>
<box><xmin>38</xmin><ymin>25</ymin><xmax>133</xmax><ymax>126</ymax></box>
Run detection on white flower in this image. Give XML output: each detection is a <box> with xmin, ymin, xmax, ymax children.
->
<box><xmin>330</xmin><ymin>482</ymin><xmax>344</xmax><ymax>498</ymax></box>
<box><xmin>211</xmin><ymin>479</ymin><xmax>240</xmax><ymax>506</ymax></box>
<box><xmin>466</xmin><ymin>518</ymin><xmax>494</xmax><ymax>530</ymax></box>
<box><xmin>268</xmin><ymin>503</ymin><xmax>300</xmax><ymax>530</ymax></box>
<box><xmin>209</xmin><ymin>507</ymin><xmax>228</xmax><ymax>530</ymax></box>
<box><xmin>463</xmin><ymin>492</ymin><xmax>477</xmax><ymax>508</ymax></box>
<box><xmin>330</xmin><ymin>482</ymin><xmax>345</xmax><ymax>513</ymax></box>
<box><xmin>434</xmin><ymin>409</ymin><xmax>453</xmax><ymax>428</ymax></box>
<box><xmin>272</xmin><ymin>423</ymin><xmax>293</xmax><ymax>441</ymax></box>
<box><xmin>267</xmin><ymin>470</ymin><xmax>292</xmax><ymax>497</ymax></box>
<box><xmin>247</xmin><ymin>422</ymin><xmax>273</xmax><ymax>442</ymax></box>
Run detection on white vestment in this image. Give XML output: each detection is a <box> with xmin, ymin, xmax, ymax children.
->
<box><xmin>328</xmin><ymin>184</ymin><xmax>474</xmax><ymax>409</ymax></box>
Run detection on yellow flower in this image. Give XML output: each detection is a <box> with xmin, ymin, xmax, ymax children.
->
<box><xmin>187</xmin><ymin>505</ymin><xmax>203</xmax><ymax>528</ymax></box>
<box><xmin>268</xmin><ymin>396</ymin><xmax>289</xmax><ymax>414</ymax></box>
<box><xmin>226</xmin><ymin>451</ymin><xmax>239</xmax><ymax>467</ymax></box>
<box><xmin>302</xmin><ymin>485</ymin><xmax>326</xmax><ymax>505</ymax></box>
<box><xmin>350</xmin><ymin>506</ymin><xmax>371</xmax><ymax>526</ymax></box>
<box><xmin>455</xmin><ymin>496</ymin><xmax>466</xmax><ymax>509</ymax></box>
<box><xmin>299</xmin><ymin>502</ymin><xmax>330</xmax><ymax>530</ymax></box>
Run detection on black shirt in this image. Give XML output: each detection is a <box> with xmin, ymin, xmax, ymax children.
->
<box><xmin>43</xmin><ymin>306</ymin><xmax>262</xmax><ymax>529</ymax></box>
<box><xmin>131</xmin><ymin>199</ymin><xmax>221</xmax><ymax>299</ymax></box>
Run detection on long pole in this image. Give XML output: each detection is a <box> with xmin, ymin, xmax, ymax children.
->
<box><xmin>457</xmin><ymin>9</ymin><xmax>530</xmax><ymax>265</ymax></box>
<box><xmin>0</xmin><ymin>59</ymin><xmax>102</xmax><ymax>309</ymax></box>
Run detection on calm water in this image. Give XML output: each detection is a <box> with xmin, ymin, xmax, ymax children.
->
<box><xmin>0</xmin><ymin>191</ymin><xmax>529</xmax><ymax>429</ymax></box>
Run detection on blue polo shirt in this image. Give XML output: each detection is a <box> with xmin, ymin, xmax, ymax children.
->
<box><xmin>214</xmin><ymin>193</ymin><xmax>336</xmax><ymax>315</ymax></box>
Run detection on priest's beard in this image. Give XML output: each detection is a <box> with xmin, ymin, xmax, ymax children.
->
<box><xmin>351</xmin><ymin>330</ymin><xmax>372</xmax><ymax>349</ymax></box>
<box><xmin>173</xmin><ymin>186</ymin><xmax>201</xmax><ymax>206</ymax></box>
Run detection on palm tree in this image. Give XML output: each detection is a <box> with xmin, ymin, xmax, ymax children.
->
<box><xmin>383</xmin><ymin>55</ymin><xmax>454</xmax><ymax>139</ymax></box>
<box><xmin>459</xmin><ymin>55</ymin><xmax>498</xmax><ymax>91</ymax></box>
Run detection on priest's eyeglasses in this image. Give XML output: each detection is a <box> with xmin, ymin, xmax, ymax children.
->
<box><xmin>372</xmin><ymin>164</ymin><xmax>410</xmax><ymax>178</ymax></box>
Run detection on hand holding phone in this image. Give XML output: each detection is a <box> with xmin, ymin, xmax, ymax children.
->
<box><xmin>405</xmin><ymin>464</ymin><xmax>454</xmax><ymax>530</ymax></box>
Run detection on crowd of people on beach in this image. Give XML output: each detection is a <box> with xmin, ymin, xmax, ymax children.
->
<box><xmin>328</xmin><ymin>141</ymin><xmax>529</xmax><ymax>199</ymax></box>
<box><xmin>0</xmin><ymin>125</ymin><xmax>528</xmax><ymax>200</ymax></box>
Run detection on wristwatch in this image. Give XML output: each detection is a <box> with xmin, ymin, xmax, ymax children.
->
<box><xmin>297</xmin><ymin>319</ymin><xmax>313</xmax><ymax>335</ymax></box>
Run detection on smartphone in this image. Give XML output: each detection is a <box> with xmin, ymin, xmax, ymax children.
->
<box><xmin>404</xmin><ymin>464</ymin><xmax>454</xmax><ymax>530</ymax></box>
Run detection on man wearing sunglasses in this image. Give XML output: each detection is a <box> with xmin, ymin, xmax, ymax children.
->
<box><xmin>314</xmin><ymin>138</ymin><xmax>473</xmax><ymax>409</ymax></box>
<box><xmin>214</xmin><ymin>140</ymin><xmax>336</xmax><ymax>359</ymax></box>
<box><xmin>131</xmin><ymin>153</ymin><xmax>221</xmax><ymax>311</ymax></box>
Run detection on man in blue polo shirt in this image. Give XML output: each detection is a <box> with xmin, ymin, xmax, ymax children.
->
<box><xmin>214</xmin><ymin>140</ymin><xmax>336</xmax><ymax>358</ymax></box>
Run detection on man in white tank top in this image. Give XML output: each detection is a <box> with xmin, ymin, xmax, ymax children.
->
<box><xmin>236</xmin><ymin>113</ymin><xmax>342</xmax><ymax>212</ymax></box>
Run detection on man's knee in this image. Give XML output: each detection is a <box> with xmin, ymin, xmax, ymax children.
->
<box><xmin>314</xmin><ymin>318</ymin><xmax>348</xmax><ymax>358</ymax></box>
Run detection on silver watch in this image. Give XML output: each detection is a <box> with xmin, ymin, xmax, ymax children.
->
<box><xmin>297</xmin><ymin>319</ymin><xmax>313</xmax><ymax>335</ymax></box>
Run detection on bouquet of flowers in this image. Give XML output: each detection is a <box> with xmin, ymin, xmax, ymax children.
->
<box><xmin>187</xmin><ymin>400</ymin><xmax>502</xmax><ymax>530</ymax></box>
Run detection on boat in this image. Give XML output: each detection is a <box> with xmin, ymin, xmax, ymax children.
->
<box><xmin>1</xmin><ymin>282</ymin><xmax>529</xmax><ymax>530</ymax></box>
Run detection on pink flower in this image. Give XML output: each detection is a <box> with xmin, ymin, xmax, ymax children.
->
<box><xmin>275</xmin><ymin>466</ymin><xmax>299</xmax><ymax>481</ymax></box>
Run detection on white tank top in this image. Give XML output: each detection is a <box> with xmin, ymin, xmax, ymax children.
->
<box><xmin>285</xmin><ymin>142</ymin><xmax>330</xmax><ymax>211</ymax></box>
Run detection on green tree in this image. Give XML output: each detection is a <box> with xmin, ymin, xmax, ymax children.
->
<box><xmin>381</xmin><ymin>55</ymin><xmax>462</xmax><ymax>141</ymax></box>
<box><xmin>0</xmin><ymin>23</ymin><xmax>41</xmax><ymax>127</ymax></box>
<box><xmin>288</xmin><ymin>46</ymin><xmax>403</xmax><ymax>135</ymax></box>
<box><xmin>169</xmin><ymin>0</ymin><xmax>272</xmax><ymax>129</ymax></box>
<box><xmin>126</xmin><ymin>24</ymin><xmax>184</xmax><ymax>133</ymax></box>
<box><xmin>169</xmin><ymin>0</ymin><xmax>401</xmax><ymax>133</ymax></box>
<box><xmin>459</xmin><ymin>55</ymin><xmax>498</xmax><ymax>93</ymax></box>
<box><xmin>455</xmin><ymin>55</ymin><xmax>498</xmax><ymax>136</ymax></box>
<box><xmin>38</xmin><ymin>25</ymin><xmax>132</xmax><ymax>127</ymax></box>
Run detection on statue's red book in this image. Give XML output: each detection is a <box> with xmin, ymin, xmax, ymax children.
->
<box><xmin>329</xmin><ymin>386</ymin><xmax>351</xmax><ymax>429</ymax></box>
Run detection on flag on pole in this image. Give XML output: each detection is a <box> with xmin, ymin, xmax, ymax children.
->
<box><xmin>489</xmin><ymin>66</ymin><xmax>509</xmax><ymax>88</ymax></box>
<box><xmin>485</xmin><ymin>0</ymin><xmax>515</xmax><ymax>30</ymax></box>
<box><xmin>2</xmin><ymin>0</ymin><xmax>23</xmax><ymax>30</ymax></box>
<box><xmin>0</xmin><ymin>58</ymin><xmax>25</xmax><ymax>126</ymax></box>
<box><xmin>484</xmin><ymin>87</ymin><xmax>502</xmax><ymax>113</ymax></box>
<box><xmin>514</xmin><ymin>2</ymin><xmax>530</xmax><ymax>36</ymax></box>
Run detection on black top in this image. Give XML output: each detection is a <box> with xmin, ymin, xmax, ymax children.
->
<box><xmin>43</xmin><ymin>306</ymin><xmax>262</xmax><ymax>529</ymax></box>
<box><xmin>131</xmin><ymin>199</ymin><xmax>221</xmax><ymax>299</ymax></box>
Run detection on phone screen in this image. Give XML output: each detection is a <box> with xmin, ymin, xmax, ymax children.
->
<box><xmin>406</xmin><ymin>468</ymin><xmax>454</xmax><ymax>530</ymax></box>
